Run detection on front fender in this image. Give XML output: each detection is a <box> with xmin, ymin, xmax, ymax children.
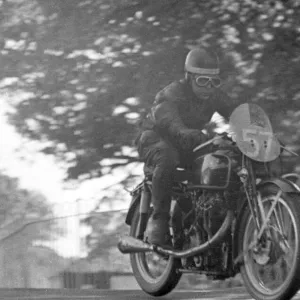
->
<box><xmin>257</xmin><ymin>177</ymin><xmax>300</xmax><ymax>193</ymax></box>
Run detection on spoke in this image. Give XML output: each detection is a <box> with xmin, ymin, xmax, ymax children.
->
<box><xmin>276</xmin><ymin>203</ymin><xmax>296</xmax><ymax>270</ymax></box>
<box><xmin>144</xmin><ymin>251</ymin><xmax>168</xmax><ymax>277</ymax></box>
<box><xmin>269</xmin><ymin>204</ymin><xmax>295</xmax><ymax>258</ymax></box>
<box><xmin>244</xmin><ymin>194</ymin><xmax>299</xmax><ymax>295</ymax></box>
<box><xmin>257</xmin><ymin>192</ymin><xmax>267</xmax><ymax>223</ymax></box>
<box><xmin>274</xmin><ymin>259</ymin><xmax>285</xmax><ymax>284</ymax></box>
<box><xmin>258</xmin><ymin>191</ymin><xmax>282</xmax><ymax>240</ymax></box>
<box><xmin>278</xmin><ymin>205</ymin><xmax>293</xmax><ymax>252</ymax></box>
<box><xmin>279</xmin><ymin>204</ymin><xmax>287</xmax><ymax>236</ymax></box>
<box><xmin>285</xmin><ymin>212</ymin><xmax>293</xmax><ymax>241</ymax></box>
<box><xmin>277</xmin><ymin>201</ymin><xmax>286</xmax><ymax>233</ymax></box>
<box><xmin>283</xmin><ymin>250</ymin><xmax>294</xmax><ymax>270</ymax></box>
<box><xmin>273</xmin><ymin>205</ymin><xmax>285</xmax><ymax>236</ymax></box>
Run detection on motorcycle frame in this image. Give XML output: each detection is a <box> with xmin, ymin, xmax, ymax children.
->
<box><xmin>124</xmin><ymin>154</ymin><xmax>300</xmax><ymax>268</ymax></box>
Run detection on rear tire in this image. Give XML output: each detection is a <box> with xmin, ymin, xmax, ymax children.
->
<box><xmin>130</xmin><ymin>204</ymin><xmax>182</xmax><ymax>296</ymax></box>
<box><xmin>238</xmin><ymin>184</ymin><xmax>300</xmax><ymax>300</ymax></box>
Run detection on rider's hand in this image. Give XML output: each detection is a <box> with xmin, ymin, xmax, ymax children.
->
<box><xmin>212</xmin><ymin>133</ymin><xmax>232</xmax><ymax>147</ymax></box>
<box><xmin>179</xmin><ymin>129</ymin><xmax>206</xmax><ymax>153</ymax></box>
<box><xmin>212</xmin><ymin>136</ymin><xmax>224</xmax><ymax>146</ymax></box>
<box><xmin>183</xmin><ymin>129</ymin><xmax>209</xmax><ymax>148</ymax></box>
<box><xmin>202</xmin><ymin>121</ymin><xmax>218</xmax><ymax>139</ymax></box>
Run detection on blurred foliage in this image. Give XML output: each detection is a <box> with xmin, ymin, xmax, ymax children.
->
<box><xmin>0</xmin><ymin>172</ymin><xmax>56</xmax><ymax>242</ymax></box>
<box><xmin>82</xmin><ymin>210</ymin><xmax>127</xmax><ymax>258</ymax></box>
<box><xmin>0</xmin><ymin>172</ymin><xmax>68</xmax><ymax>287</ymax></box>
<box><xmin>81</xmin><ymin>210</ymin><xmax>132</xmax><ymax>271</ymax></box>
<box><xmin>0</xmin><ymin>0</ymin><xmax>299</xmax><ymax>181</ymax></box>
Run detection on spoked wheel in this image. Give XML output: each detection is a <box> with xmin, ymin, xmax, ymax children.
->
<box><xmin>129</xmin><ymin>204</ymin><xmax>181</xmax><ymax>296</ymax></box>
<box><xmin>239</xmin><ymin>184</ymin><xmax>300</xmax><ymax>300</ymax></box>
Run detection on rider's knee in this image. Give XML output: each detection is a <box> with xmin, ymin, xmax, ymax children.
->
<box><xmin>156</xmin><ymin>148</ymin><xmax>179</xmax><ymax>170</ymax></box>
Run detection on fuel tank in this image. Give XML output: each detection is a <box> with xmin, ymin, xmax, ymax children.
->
<box><xmin>190</xmin><ymin>150</ymin><xmax>240</xmax><ymax>189</ymax></box>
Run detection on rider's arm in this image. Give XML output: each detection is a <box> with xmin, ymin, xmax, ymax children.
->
<box><xmin>151</xmin><ymin>100</ymin><xmax>207</xmax><ymax>152</ymax></box>
<box><xmin>214</xmin><ymin>91</ymin><xmax>237</xmax><ymax>122</ymax></box>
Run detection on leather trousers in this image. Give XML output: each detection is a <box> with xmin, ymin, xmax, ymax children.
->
<box><xmin>137</xmin><ymin>130</ymin><xmax>181</xmax><ymax>217</ymax></box>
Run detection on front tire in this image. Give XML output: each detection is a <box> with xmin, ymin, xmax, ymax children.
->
<box><xmin>129</xmin><ymin>204</ymin><xmax>182</xmax><ymax>296</ymax></box>
<box><xmin>238</xmin><ymin>184</ymin><xmax>300</xmax><ymax>300</ymax></box>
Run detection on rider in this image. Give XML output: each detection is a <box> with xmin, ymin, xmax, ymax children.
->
<box><xmin>135</xmin><ymin>47</ymin><xmax>237</xmax><ymax>247</ymax></box>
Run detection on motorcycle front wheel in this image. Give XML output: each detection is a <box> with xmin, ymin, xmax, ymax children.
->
<box><xmin>129</xmin><ymin>203</ymin><xmax>181</xmax><ymax>296</ymax></box>
<box><xmin>238</xmin><ymin>184</ymin><xmax>300</xmax><ymax>300</ymax></box>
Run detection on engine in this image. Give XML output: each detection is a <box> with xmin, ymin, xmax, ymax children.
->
<box><xmin>191</xmin><ymin>150</ymin><xmax>240</xmax><ymax>190</ymax></box>
<box><xmin>176</xmin><ymin>150</ymin><xmax>240</xmax><ymax>275</ymax></box>
<box><xmin>180</xmin><ymin>190</ymin><xmax>230</xmax><ymax>275</ymax></box>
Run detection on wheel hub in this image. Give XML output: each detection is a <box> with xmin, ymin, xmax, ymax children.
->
<box><xmin>252</xmin><ymin>243</ymin><xmax>271</xmax><ymax>265</ymax></box>
<box><xmin>251</xmin><ymin>230</ymin><xmax>272</xmax><ymax>265</ymax></box>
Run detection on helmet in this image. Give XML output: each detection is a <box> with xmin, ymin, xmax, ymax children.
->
<box><xmin>185</xmin><ymin>48</ymin><xmax>220</xmax><ymax>75</ymax></box>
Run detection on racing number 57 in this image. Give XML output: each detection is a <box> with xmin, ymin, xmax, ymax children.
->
<box><xmin>242</xmin><ymin>128</ymin><xmax>273</xmax><ymax>159</ymax></box>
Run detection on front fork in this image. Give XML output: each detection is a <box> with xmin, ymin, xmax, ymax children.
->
<box><xmin>137</xmin><ymin>182</ymin><xmax>151</xmax><ymax>239</ymax></box>
<box><xmin>235</xmin><ymin>159</ymin><xmax>284</xmax><ymax>264</ymax></box>
<box><xmin>238</xmin><ymin>159</ymin><xmax>262</xmax><ymax>232</ymax></box>
<box><xmin>242</xmin><ymin>162</ymin><xmax>283</xmax><ymax>241</ymax></box>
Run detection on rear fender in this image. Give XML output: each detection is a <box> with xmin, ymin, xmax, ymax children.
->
<box><xmin>125</xmin><ymin>181</ymin><xmax>152</xmax><ymax>225</ymax></box>
<box><xmin>125</xmin><ymin>193</ymin><xmax>141</xmax><ymax>226</ymax></box>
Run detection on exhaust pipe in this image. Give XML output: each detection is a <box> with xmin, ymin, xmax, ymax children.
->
<box><xmin>118</xmin><ymin>235</ymin><xmax>155</xmax><ymax>253</ymax></box>
<box><xmin>118</xmin><ymin>210</ymin><xmax>234</xmax><ymax>258</ymax></box>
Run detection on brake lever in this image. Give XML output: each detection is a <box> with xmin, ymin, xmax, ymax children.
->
<box><xmin>278</xmin><ymin>139</ymin><xmax>298</xmax><ymax>157</ymax></box>
<box><xmin>281</xmin><ymin>146</ymin><xmax>299</xmax><ymax>157</ymax></box>
<box><xmin>193</xmin><ymin>135</ymin><xmax>223</xmax><ymax>152</ymax></box>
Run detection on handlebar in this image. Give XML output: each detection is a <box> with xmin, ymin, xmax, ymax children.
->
<box><xmin>193</xmin><ymin>132</ymin><xmax>298</xmax><ymax>157</ymax></box>
<box><xmin>193</xmin><ymin>134</ymin><xmax>226</xmax><ymax>153</ymax></box>
<box><xmin>279</xmin><ymin>141</ymin><xmax>299</xmax><ymax>157</ymax></box>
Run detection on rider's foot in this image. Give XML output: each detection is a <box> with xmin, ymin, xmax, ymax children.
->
<box><xmin>146</xmin><ymin>212</ymin><xmax>172</xmax><ymax>248</ymax></box>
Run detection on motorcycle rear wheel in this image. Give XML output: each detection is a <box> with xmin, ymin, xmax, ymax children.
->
<box><xmin>129</xmin><ymin>204</ymin><xmax>182</xmax><ymax>296</ymax></box>
<box><xmin>239</xmin><ymin>184</ymin><xmax>300</xmax><ymax>300</ymax></box>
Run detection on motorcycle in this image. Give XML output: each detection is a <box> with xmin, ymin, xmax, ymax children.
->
<box><xmin>118</xmin><ymin>103</ymin><xmax>300</xmax><ymax>300</ymax></box>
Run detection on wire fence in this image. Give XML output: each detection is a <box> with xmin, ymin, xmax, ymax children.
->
<box><xmin>0</xmin><ymin>202</ymin><xmax>138</xmax><ymax>290</ymax></box>
<box><xmin>0</xmin><ymin>197</ymin><xmax>248</xmax><ymax>290</ymax></box>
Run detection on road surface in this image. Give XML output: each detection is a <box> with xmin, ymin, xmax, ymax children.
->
<box><xmin>1</xmin><ymin>288</ymin><xmax>300</xmax><ymax>300</ymax></box>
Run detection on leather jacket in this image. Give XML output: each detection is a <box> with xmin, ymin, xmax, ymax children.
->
<box><xmin>136</xmin><ymin>79</ymin><xmax>236</xmax><ymax>153</ymax></box>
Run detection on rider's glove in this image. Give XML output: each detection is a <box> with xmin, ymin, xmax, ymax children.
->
<box><xmin>180</xmin><ymin>129</ymin><xmax>208</xmax><ymax>151</ymax></box>
<box><xmin>202</xmin><ymin>121</ymin><xmax>218</xmax><ymax>139</ymax></box>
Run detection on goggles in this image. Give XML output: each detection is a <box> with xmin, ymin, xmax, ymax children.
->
<box><xmin>193</xmin><ymin>75</ymin><xmax>221</xmax><ymax>88</ymax></box>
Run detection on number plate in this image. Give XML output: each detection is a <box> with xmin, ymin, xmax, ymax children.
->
<box><xmin>229</xmin><ymin>103</ymin><xmax>281</xmax><ymax>162</ymax></box>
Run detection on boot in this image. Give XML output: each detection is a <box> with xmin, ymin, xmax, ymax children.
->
<box><xmin>146</xmin><ymin>212</ymin><xmax>172</xmax><ymax>248</ymax></box>
<box><xmin>171</xmin><ymin>203</ymin><xmax>184</xmax><ymax>250</ymax></box>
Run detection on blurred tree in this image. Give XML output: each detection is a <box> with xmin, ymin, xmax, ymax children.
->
<box><xmin>0</xmin><ymin>172</ymin><xmax>56</xmax><ymax>241</ymax></box>
<box><xmin>0</xmin><ymin>172</ymin><xmax>65</xmax><ymax>287</ymax></box>
<box><xmin>0</xmin><ymin>0</ymin><xmax>299</xmax><ymax>182</ymax></box>
<box><xmin>81</xmin><ymin>210</ymin><xmax>132</xmax><ymax>272</ymax></box>
<box><xmin>81</xmin><ymin>210</ymin><xmax>127</xmax><ymax>258</ymax></box>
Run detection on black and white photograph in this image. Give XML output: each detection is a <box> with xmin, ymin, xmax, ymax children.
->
<box><xmin>0</xmin><ymin>1</ymin><xmax>300</xmax><ymax>299</ymax></box>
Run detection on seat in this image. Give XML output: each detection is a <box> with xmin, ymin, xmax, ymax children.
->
<box><xmin>144</xmin><ymin>165</ymin><xmax>193</xmax><ymax>183</ymax></box>
<box><xmin>174</xmin><ymin>167</ymin><xmax>193</xmax><ymax>182</ymax></box>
